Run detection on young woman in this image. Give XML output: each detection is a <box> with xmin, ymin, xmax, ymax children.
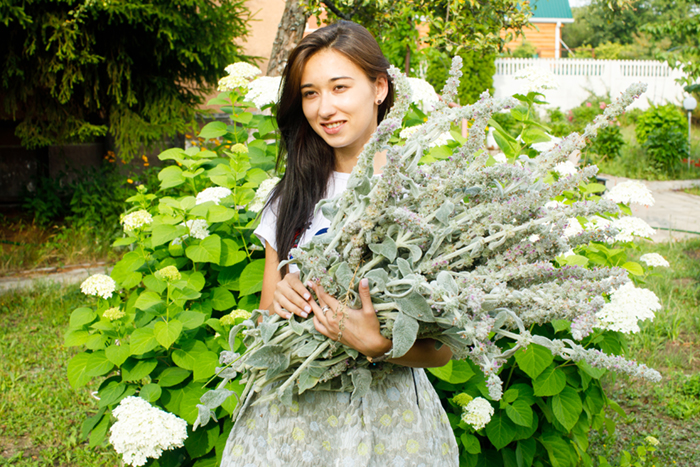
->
<box><xmin>221</xmin><ymin>21</ymin><xmax>458</xmax><ymax>467</ymax></box>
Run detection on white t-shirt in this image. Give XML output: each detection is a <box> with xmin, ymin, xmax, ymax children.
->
<box><xmin>254</xmin><ymin>171</ymin><xmax>350</xmax><ymax>274</ymax></box>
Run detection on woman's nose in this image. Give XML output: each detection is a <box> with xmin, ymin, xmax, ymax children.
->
<box><xmin>318</xmin><ymin>93</ymin><xmax>337</xmax><ymax>119</ymax></box>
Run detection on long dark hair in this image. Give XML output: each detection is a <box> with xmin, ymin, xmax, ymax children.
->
<box><xmin>268</xmin><ymin>21</ymin><xmax>395</xmax><ymax>267</ymax></box>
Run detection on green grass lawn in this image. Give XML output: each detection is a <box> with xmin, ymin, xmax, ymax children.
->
<box><xmin>1</xmin><ymin>240</ymin><xmax>699</xmax><ymax>466</ymax></box>
<box><xmin>0</xmin><ymin>283</ymin><xmax>119</xmax><ymax>466</ymax></box>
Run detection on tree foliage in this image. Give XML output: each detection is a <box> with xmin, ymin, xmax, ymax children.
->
<box><xmin>0</xmin><ymin>0</ymin><xmax>251</xmax><ymax>160</ymax></box>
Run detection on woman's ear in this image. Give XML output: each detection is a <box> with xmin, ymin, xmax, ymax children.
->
<box><xmin>375</xmin><ymin>74</ymin><xmax>389</xmax><ymax>104</ymax></box>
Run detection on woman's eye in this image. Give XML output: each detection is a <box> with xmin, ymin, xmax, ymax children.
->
<box><xmin>302</xmin><ymin>90</ymin><xmax>316</xmax><ymax>98</ymax></box>
<box><xmin>334</xmin><ymin>85</ymin><xmax>347</xmax><ymax>91</ymax></box>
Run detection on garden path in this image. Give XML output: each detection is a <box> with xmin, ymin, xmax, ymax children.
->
<box><xmin>599</xmin><ymin>174</ymin><xmax>700</xmax><ymax>243</ymax></box>
<box><xmin>1</xmin><ymin>176</ymin><xmax>699</xmax><ymax>294</ymax></box>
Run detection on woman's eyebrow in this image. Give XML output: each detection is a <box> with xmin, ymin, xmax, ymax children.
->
<box><xmin>300</xmin><ymin>76</ymin><xmax>354</xmax><ymax>89</ymax></box>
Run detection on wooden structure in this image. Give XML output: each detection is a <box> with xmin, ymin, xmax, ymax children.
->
<box><xmin>504</xmin><ymin>0</ymin><xmax>574</xmax><ymax>59</ymax></box>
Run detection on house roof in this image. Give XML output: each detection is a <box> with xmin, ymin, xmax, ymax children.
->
<box><xmin>530</xmin><ymin>0</ymin><xmax>574</xmax><ymax>23</ymax></box>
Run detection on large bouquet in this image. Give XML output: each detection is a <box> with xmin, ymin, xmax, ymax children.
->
<box><xmin>195</xmin><ymin>58</ymin><xmax>660</xmax><ymax>428</ymax></box>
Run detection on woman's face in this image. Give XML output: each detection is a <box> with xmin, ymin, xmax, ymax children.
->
<box><xmin>300</xmin><ymin>49</ymin><xmax>388</xmax><ymax>162</ymax></box>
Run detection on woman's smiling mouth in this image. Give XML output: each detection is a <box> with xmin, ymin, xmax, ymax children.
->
<box><xmin>321</xmin><ymin>121</ymin><xmax>346</xmax><ymax>134</ymax></box>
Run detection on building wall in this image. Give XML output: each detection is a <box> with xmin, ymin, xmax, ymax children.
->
<box><xmin>503</xmin><ymin>23</ymin><xmax>561</xmax><ymax>59</ymax></box>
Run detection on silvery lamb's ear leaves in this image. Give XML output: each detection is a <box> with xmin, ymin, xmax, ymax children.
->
<box><xmin>463</xmin><ymin>186</ymin><xmax>482</xmax><ymax>196</ymax></box>
<box><xmin>396</xmin><ymin>257</ymin><xmax>412</xmax><ymax>277</ymax></box>
<box><xmin>348</xmin><ymin>175</ymin><xmax>371</xmax><ymax>195</ymax></box>
<box><xmin>193</xmin><ymin>404</ymin><xmax>216</xmax><ymax>431</ymax></box>
<box><xmin>397</xmin><ymin>291</ymin><xmax>435</xmax><ymax>323</ymax></box>
<box><xmin>278</xmin><ymin>384</ymin><xmax>294</xmax><ymax>407</ymax></box>
<box><xmin>435</xmin><ymin>200</ymin><xmax>455</xmax><ymax>225</ymax></box>
<box><xmin>333</xmin><ymin>261</ymin><xmax>353</xmax><ymax>289</ymax></box>
<box><xmin>350</xmin><ymin>367</ymin><xmax>372</xmax><ymax>402</ymax></box>
<box><xmin>437</xmin><ymin>271</ymin><xmax>459</xmax><ymax>295</ymax></box>
<box><xmin>297</xmin><ymin>368</ymin><xmax>319</xmax><ymax>394</ymax></box>
<box><xmin>245</xmin><ymin>345</ymin><xmax>284</xmax><ymax>368</ymax></box>
<box><xmin>201</xmin><ymin>387</ymin><xmax>235</xmax><ymax>409</ymax></box>
<box><xmin>265</xmin><ymin>352</ymin><xmax>290</xmax><ymax>380</ymax></box>
<box><xmin>365</xmin><ymin>269</ymin><xmax>390</xmax><ymax>289</ymax></box>
<box><xmin>406</xmin><ymin>244</ymin><xmax>423</xmax><ymax>263</ymax></box>
<box><xmin>260</xmin><ymin>321</ymin><xmax>280</xmax><ymax>344</ymax></box>
<box><xmin>369</xmin><ymin>236</ymin><xmax>397</xmax><ymax>262</ymax></box>
<box><xmin>319</xmin><ymin>199</ymin><xmax>338</xmax><ymax>221</ymax></box>
<box><xmin>345</xmin><ymin>348</ymin><xmax>359</xmax><ymax>359</ymax></box>
<box><xmin>387</xmin><ymin>224</ymin><xmax>399</xmax><ymax>237</ymax></box>
<box><xmin>390</xmin><ymin>313</ymin><xmax>419</xmax><ymax>358</ymax></box>
<box><xmin>288</xmin><ymin>315</ymin><xmax>304</xmax><ymax>336</ymax></box>
<box><xmin>293</xmin><ymin>341</ymin><xmax>318</xmax><ymax>358</ymax></box>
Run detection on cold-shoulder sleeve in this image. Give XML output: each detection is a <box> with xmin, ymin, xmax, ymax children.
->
<box><xmin>253</xmin><ymin>201</ymin><xmax>278</xmax><ymax>252</ymax></box>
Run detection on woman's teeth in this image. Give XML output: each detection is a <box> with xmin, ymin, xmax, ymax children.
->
<box><xmin>325</xmin><ymin>122</ymin><xmax>343</xmax><ymax>128</ymax></box>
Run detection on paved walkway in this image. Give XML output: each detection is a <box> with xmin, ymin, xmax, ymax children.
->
<box><xmin>0</xmin><ymin>263</ymin><xmax>112</xmax><ymax>295</ymax></box>
<box><xmin>1</xmin><ymin>176</ymin><xmax>699</xmax><ymax>294</ymax></box>
<box><xmin>599</xmin><ymin>174</ymin><xmax>700</xmax><ymax>243</ymax></box>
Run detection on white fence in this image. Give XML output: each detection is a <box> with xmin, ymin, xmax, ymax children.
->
<box><xmin>493</xmin><ymin>58</ymin><xmax>688</xmax><ymax>111</ymax></box>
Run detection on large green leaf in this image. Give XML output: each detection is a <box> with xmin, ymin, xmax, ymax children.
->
<box><xmin>130</xmin><ymin>328</ymin><xmax>158</xmax><ymax>355</ymax></box>
<box><xmin>220</xmin><ymin>239</ymin><xmax>247</xmax><ymax>267</ymax></box>
<box><xmin>391</xmin><ymin>312</ymin><xmax>419</xmax><ymax>358</ymax></box>
<box><xmin>553</xmin><ymin>386</ymin><xmax>583</xmax><ymax>432</ymax></box>
<box><xmin>67</xmin><ymin>353</ymin><xmax>92</xmax><ymax>388</ymax></box>
<box><xmin>193</xmin><ymin>351</ymin><xmax>223</xmax><ymax>382</ymax></box>
<box><xmin>540</xmin><ymin>433</ymin><xmax>573</xmax><ymax>467</ymax></box>
<box><xmin>185</xmin><ymin>424</ymin><xmax>219</xmax><ymax>458</ymax></box>
<box><xmin>70</xmin><ymin>307</ymin><xmax>97</xmax><ymax>328</ymax></box>
<box><xmin>533</xmin><ymin>365</ymin><xmax>567</xmax><ymax>397</ymax></box>
<box><xmin>186</xmin><ymin>234</ymin><xmax>222</xmax><ymax>263</ymax></box>
<box><xmin>485</xmin><ymin>412</ymin><xmax>516</xmax><ymax>450</ymax></box>
<box><xmin>64</xmin><ymin>329</ymin><xmax>89</xmax><ymax>347</ymax></box>
<box><xmin>154</xmin><ymin>319</ymin><xmax>183</xmax><ymax>349</ymax></box>
<box><xmin>105</xmin><ymin>343</ymin><xmax>131</xmax><ymax>367</ymax></box>
<box><xmin>460</xmin><ymin>433</ymin><xmax>481</xmax><ymax>455</ymax></box>
<box><xmin>134</xmin><ymin>291</ymin><xmax>165</xmax><ymax>313</ymax></box>
<box><xmin>85</xmin><ymin>350</ymin><xmax>114</xmax><ymax>377</ymax></box>
<box><xmin>97</xmin><ymin>381</ymin><xmax>127</xmax><ymax>408</ymax></box>
<box><xmin>178</xmin><ymin>310</ymin><xmax>206</xmax><ymax>330</ymax></box>
<box><xmin>516</xmin><ymin>438</ymin><xmax>537</xmax><ymax>467</ymax></box>
<box><xmin>199</xmin><ymin>121</ymin><xmax>227</xmax><ymax>139</ymax></box>
<box><xmin>158</xmin><ymin>367</ymin><xmax>192</xmax><ymax>387</ymax></box>
<box><xmin>110</xmin><ymin>251</ymin><xmax>145</xmax><ymax>289</ymax></box>
<box><xmin>179</xmin><ymin>385</ymin><xmax>209</xmax><ymax>424</ymax></box>
<box><xmin>159</xmin><ymin>165</ymin><xmax>186</xmax><ymax>190</ymax></box>
<box><xmin>210</xmin><ymin>287</ymin><xmax>236</xmax><ymax>311</ymax></box>
<box><xmin>514</xmin><ymin>343</ymin><xmax>554</xmax><ymax>379</ymax></box>
<box><xmin>152</xmin><ymin>224</ymin><xmax>188</xmax><ymax>247</ymax></box>
<box><xmin>172</xmin><ymin>340</ymin><xmax>209</xmax><ymax>370</ymax></box>
<box><xmin>428</xmin><ymin>360</ymin><xmax>475</xmax><ymax>384</ymax></box>
<box><xmin>122</xmin><ymin>358</ymin><xmax>158</xmax><ymax>382</ymax></box>
<box><xmin>238</xmin><ymin>259</ymin><xmax>265</xmax><ymax>295</ymax></box>
<box><xmin>139</xmin><ymin>383</ymin><xmax>162</xmax><ymax>402</ymax></box>
<box><xmin>88</xmin><ymin>415</ymin><xmax>110</xmax><ymax>448</ymax></box>
<box><xmin>505</xmin><ymin>399</ymin><xmax>534</xmax><ymax>427</ymax></box>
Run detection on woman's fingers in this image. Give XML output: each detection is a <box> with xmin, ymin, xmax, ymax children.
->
<box><xmin>272</xmin><ymin>300</ymin><xmax>291</xmax><ymax>319</ymax></box>
<box><xmin>357</xmin><ymin>278</ymin><xmax>374</xmax><ymax>314</ymax></box>
<box><xmin>276</xmin><ymin>292</ymin><xmax>311</xmax><ymax>319</ymax></box>
<box><xmin>273</xmin><ymin>273</ymin><xmax>315</xmax><ymax>319</ymax></box>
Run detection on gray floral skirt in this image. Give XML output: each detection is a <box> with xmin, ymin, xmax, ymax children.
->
<box><xmin>220</xmin><ymin>367</ymin><xmax>458</xmax><ymax>467</ymax></box>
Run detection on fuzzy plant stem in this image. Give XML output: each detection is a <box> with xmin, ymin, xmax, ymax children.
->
<box><xmin>231</xmin><ymin>369</ymin><xmax>259</xmax><ymax>423</ymax></box>
<box><xmin>275</xmin><ymin>339</ymin><xmax>332</xmax><ymax>397</ymax></box>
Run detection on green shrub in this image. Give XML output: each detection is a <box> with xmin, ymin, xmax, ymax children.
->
<box><xmin>635</xmin><ymin>104</ymin><xmax>687</xmax><ymax>145</ymax></box>
<box><xmin>587</xmin><ymin>125</ymin><xmax>626</xmax><ymax>159</ymax></box>
<box><xmin>642</xmin><ymin>127</ymin><xmax>689</xmax><ymax>172</ymax></box>
<box><xmin>510</xmin><ymin>41</ymin><xmax>538</xmax><ymax>58</ymax></box>
<box><xmin>425</xmin><ymin>48</ymin><xmax>496</xmax><ymax>105</ymax></box>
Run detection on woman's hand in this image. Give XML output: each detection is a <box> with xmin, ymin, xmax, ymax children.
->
<box><xmin>309</xmin><ymin>278</ymin><xmax>392</xmax><ymax>358</ymax></box>
<box><xmin>271</xmin><ymin>272</ymin><xmax>317</xmax><ymax>319</ymax></box>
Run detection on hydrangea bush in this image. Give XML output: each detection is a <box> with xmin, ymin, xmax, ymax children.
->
<box><xmin>65</xmin><ymin>62</ymin><xmax>280</xmax><ymax>466</ymax></box>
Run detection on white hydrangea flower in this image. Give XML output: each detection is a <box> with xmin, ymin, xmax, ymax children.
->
<box><xmin>460</xmin><ymin>397</ymin><xmax>494</xmax><ymax>431</ymax></box>
<box><xmin>217</xmin><ymin>62</ymin><xmax>261</xmax><ymax>91</ymax></box>
<box><xmin>595</xmin><ymin>282</ymin><xmax>661</xmax><ymax>333</ymax></box>
<box><xmin>604</xmin><ymin>181</ymin><xmax>655</xmax><ymax>207</ymax></box>
<box><xmin>514</xmin><ymin>66</ymin><xmax>559</xmax><ymax>93</ymax></box>
<box><xmin>245</xmin><ymin>76</ymin><xmax>282</xmax><ymax>109</ymax></box>
<box><xmin>81</xmin><ymin>274</ymin><xmax>117</xmax><ymax>299</ymax></box>
<box><xmin>640</xmin><ymin>253</ymin><xmax>670</xmax><ymax>268</ymax></box>
<box><xmin>195</xmin><ymin>187</ymin><xmax>232</xmax><ymax>205</ymax></box>
<box><xmin>553</xmin><ymin>161</ymin><xmax>577</xmax><ymax>176</ymax></box>
<box><xmin>185</xmin><ymin>219</ymin><xmax>210</xmax><ymax>240</ymax></box>
<box><xmin>248</xmin><ymin>177</ymin><xmax>281</xmax><ymax>213</ymax></box>
<box><xmin>109</xmin><ymin>396</ymin><xmax>188</xmax><ymax>467</ymax></box>
<box><xmin>563</xmin><ymin>218</ymin><xmax>583</xmax><ymax>238</ymax></box>
<box><xmin>612</xmin><ymin>217</ymin><xmax>655</xmax><ymax>242</ymax></box>
<box><xmin>120</xmin><ymin>210</ymin><xmax>153</xmax><ymax>232</ymax></box>
<box><xmin>407</xmin><ymin>77</ymin><xmax>440</xmax><ymax>113</ymax></box>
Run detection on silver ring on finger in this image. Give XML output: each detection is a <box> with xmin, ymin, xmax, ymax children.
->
<box><xmin>321</xmin><ymin>305</ymin><xmax>331</xmax><ymax>316</ymax></box>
